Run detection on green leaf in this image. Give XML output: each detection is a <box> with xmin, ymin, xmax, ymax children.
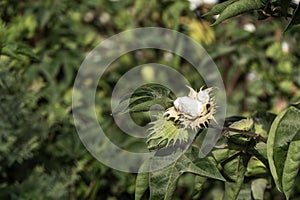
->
<box><xmin>224</xmin><ymin>116</ymin><xmax>246</xmax><ymax>127</ymax></box>
<box><xmin>212</xmin><ymin>148</ymin><xmax>240</xmax><ymax>164</ymax></box>
<box><xmin>227</xmin><ymin>118</ymin><xmax>254</xmax><ymax>136</ymax></box>
<box><xmin>245</xmin><ymin>156</ymin><xmax>266</xmax><ymax>177</ymax></box>
<box><xmin>251</xmin><ymin>142</ymin><xmax>268</xmax><ymax>164</ymax></box>
<box><xmin>135</xmin><ymin>160</ymin><xmax>150</xmax><ymax>200</ymax></box>
<box><xmin>291</xmin><ymin>102</ymin><xmax>300</xmax><ymax>110</ymax></box>
<box><xmin>149</xmin><ymin>163</ymin><xmax>178</xmax><ymax>200</ymax></box>
<box><xmin>253</xmin><ymin>111</ymin><xmax>276</xmax><ymax>139</ymax></box>
<box><xmin>267</xmin><ymin>106</ymin><xmax>300</xmax><ymax>191</ymax></box>
<box><xmin>247</xmin><ymin>112</ymin><xmax>276</xmax><ymax>165</ymax></box>
<box><xmin>192</xmin><ymin>157</ymin><xmax>226</xmax><ymax>181</ymax></box>
<box><xmin>211</xmin><ymin>0</ymin><xmax>265</xmax><ymax>26</ymax></box>
<box><xmin>1</xmin><ymin>46</ymin><xmax>20</xmax><ymax>59</ymax></box>
<box><xmin>225</xmin><ymin>118</ymin><xmax>255</xmax><ymax>145</ymax></box>
<box><xmin>0</xmin><ymin>43</ymin><xmax>39</xmax><ymax>61</ymax></box>
<box><xmin>0</xmin><ymin>20</ymin><xmax>6</xmax><ymax>51</ymax></box>
<box><xmin>282</xmin><ymin>137</ymin><xmax>300</xmax><ymax>199</ymax></box>
<box><xmin>251</xmin><ymin>178</ymin><xmax>268</xmax><ymax>200</ymax></box>
<box><xmin>149</xmin><ymin>154</ymin><xmax>224</xmax><ymax>200</ymax></box>
<box><xmin>163</xmin><ymin>1</ymin><xmax>189</xmax><ymax>29</ymax></box>
<box><xmin>202</xmin><ymin>0</ymin><xmax>239</xmax><ymax>17</ymax></box>
<box><xmin>113</xmin><ymin>83</ymin><xmax>175</xmax><ymax>114</ymax></box>
<box><xmin>192</xmin><ymin>175</ymin><xmax>207</xmax><ymax>199</ymax></box>
<box><xmin>237</xmin><ymin>183</ymin><xmax>251</xmax><ymax>200</ymax></box>
<box><xmin>16</xmin><ymin>44</ymin><xmax>40</xmax><ymax>61</ymax></box>
<box><xmin>130</xmin><ymin>97</ymin><xmax>173</xmax><ymax>113</ymax></box>
<box><xmin>285</xmin><ymin>4</ymin><xmax>300</xmax><ymax>31</ymax></box>
<box><xmin>223</xmin><ymin>153</ymin><xmax>250</xmax><ymax>200</ymax></box>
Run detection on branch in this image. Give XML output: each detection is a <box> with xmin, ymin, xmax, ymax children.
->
<box><xmin>211</xmin><ymin>124</ymin><xmax>267</xmax><ymax>143</ymax></box>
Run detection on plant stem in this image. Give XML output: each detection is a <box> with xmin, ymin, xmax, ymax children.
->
<box><xmin>211</xmin><ymin>125</ymin><xmax>267</xmax><ymax>143</ymax></box>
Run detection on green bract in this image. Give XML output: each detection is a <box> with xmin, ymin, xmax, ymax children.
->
<box><xmin>146</xmin><ymin>113</ymin><xmax>189</xmax><ymax>151</ymax></box>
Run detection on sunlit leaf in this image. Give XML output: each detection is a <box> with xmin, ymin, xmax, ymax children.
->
<box><xmin>212</xmin><ymin>148</ymin><xmax>240</xmax><ymax>163</ymax></box>
<box><xmin>202</xmin><ymin>0</ymin><xmax>239</xmax><ymax>17</ymax></box>
<box><xmin>223</xmin><ymin>154</ymin><xmax>251</xmax><ymax>200</ymax></box>
<box><xmin>251</xmin><ymin>142</ymin><xmax>268</xmax><ymax>164</ymax></box>
<box><xmin>149</xmin><ymin>163</ymin><xmax>178</xmax><ymax>200</ymax></box>
<box><xmin>245</xmin><ymin>156</ymin><xmax>266</xmax><ymax>177</ymax></box>
<box><xmin>282</xmin><ymin>135</ymin><xmax>300</xmax><ymax>199</ymax></box>
<box><xmin>181</xmin><ymin>17</ymin><xmax>215</xmax><ymax>45</ymax></box>
<box><xmin>237</xmin><ymin>183</ymin><xmax>251</xmax><ymax>200</ymax></box>
<box><xmin>253</xmin><ymin>111</ymin><xmax>276</xmax><ymax>139</ymax></box>
<box><xmin>211</xmin><ymin>0</ymin><xmax>265</xmax><ymax>26</ymax></box>
<box><xmin>0</xmin><ymin>20</ymin><xmax>6</xmax><ymax>50</ymax></box>
<box><xmin>251</xmin><ymin>178</ymin><xmax>268</xmax><ymax>200</ymax></box>
<box><xmin>267</xmin><ymin>106</ymin><xmax>300</xmax><ymax>192</ymax></box>
<box><xmin>192</xmin><ymin>175</ymin><xmax>207</xmax><ymax>199</ymax></box>
<box><xmin>16</xmin><ymin>43</ymin><xmax>40</xmax><ymax>61</ymax></box>
<box><xmin>227</xmin><ymin>118</ymin><xmax>254</xmax><ymax>136</ymax></box>
<box><xmin>225</xmin><ymin>118</ymin><xmax>255</xmax><ymax>145</ymax></box>
<box><xmin>162</xmin><ymin>1</ymin><xmax>189</xmax><ymax>29</ymax></box>
<box><xmin>135</xmin><ymin>160</ymin><xmax>150</xmax><ymax>200</ymax></box>
<box><xmin>1</xmin><ymin>46</ymin><xmax>20</xmax><ymax>59</ymax></box>
<box><xmin>149</xmin><ymin>154</ymin><xmax>224</xmax><ymax>200</ymax></box>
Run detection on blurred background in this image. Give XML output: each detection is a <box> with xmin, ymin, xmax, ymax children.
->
<box><xmin>1</xmin><ymin>0</ymin><xmax>300</xmax><ymax>199</ymax></box>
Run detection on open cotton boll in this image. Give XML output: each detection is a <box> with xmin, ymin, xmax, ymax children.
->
<box><xmin>197</xmin><ymin>90</ymin><xmax>210</xmax><ymax>104</ymax></box>
<box><xmin>187</xmin><ymin>86</ymin><xmax>198</xmax><ymax>99</ymax></box>
<box><xmin>147</xmin><ymin>86</ymin><xmax>217</xmax><ymax>151</ymax></box>
<box><xmin>163</xmin><ymin>86</ymin><xmax>216</xmax><ymax>130</ymax></box>
<box><xmin>174</xmin><ymin>96</ymin><xmax>204</xmax><ymax>118</ymax></box>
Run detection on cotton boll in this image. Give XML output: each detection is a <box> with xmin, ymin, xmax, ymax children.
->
<box><xmin>197</xmin><ymin>90</ymin><xmax>210</xmax><ymax>104</ymax></box>
<box><xmin>282</xmin><ymin>41</ymin><xmax>289</xmax><ymax>54</ymax></box>
<box><xmin>243</xmin><ymin>23</ymin><xmax>256</xmax><ymax>32</ymax></box>
<box><xmin>187</xmin><ymin>86</ymin><xmax>198</xmax><ymax>99</ymax></box>
<box><xmin>164</xmin><ymin>86</ymin><xmax>216</xmax><ymax>130</ymax></box>
<box><xmin>174</xmin><ymin>96</ymin><xmax>204</xmax><ymax>118</ymax></box>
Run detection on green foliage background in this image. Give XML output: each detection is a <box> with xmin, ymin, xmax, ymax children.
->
<box><xmin>1</xmin><ymin>0</ymin><xmax>300</xmax><ymax>199</ymax></box>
